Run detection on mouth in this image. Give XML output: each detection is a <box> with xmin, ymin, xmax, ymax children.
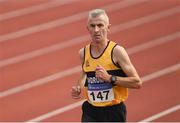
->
<box><xmin>94</xmin><ymin>34</ymin><xmax>101</xmax><ymax>37</ymax></box>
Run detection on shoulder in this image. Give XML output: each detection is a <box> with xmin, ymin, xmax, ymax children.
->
<box><xmin>113</xmin><ymin>45</ymin><xmax>127</xmax><ymax>57</ymax></box>
<box><xmin>79</xmin><ymin>48</ymin><xmax>84</xmax><ymax>55</ymax></box>
<box><xmin>79</xmin><ymin>48</ymin><xmax>85</xmax><ymax>60</ymax></box>
<box><xmin>112</xmin><ymin>44</ymin><xmax>131</xmax><ymax>64</ymax></box>
<box><xmin>79</xmin><ymin>43</ymin><xmax>90</xmax><ymax>58</ymax></box>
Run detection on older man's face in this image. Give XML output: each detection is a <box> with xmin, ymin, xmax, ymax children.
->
<box><xmin>87</xmin><ymin>15</ymin><xmax>110</xmax><ymax>43</ymax></box>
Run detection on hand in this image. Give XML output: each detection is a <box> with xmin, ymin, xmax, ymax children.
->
<box><xmin>95</xmin><ymin>65</ymin><xmax>111</xmax><ymax>82</ymax></box>
<box><xmin>71</xmin><ymin>85</ymin><xmax>81</xmax><ymax>99</ymax></box>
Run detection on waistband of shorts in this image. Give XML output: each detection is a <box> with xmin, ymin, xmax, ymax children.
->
<box><xmin>83</xmin><ymin>100</ymin><xmax>125</xmax><ymax>109</ymax></box>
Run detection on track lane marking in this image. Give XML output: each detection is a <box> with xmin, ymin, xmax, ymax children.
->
<box><xmin>26</xmin><ymin>63</ymin><xmax>180</xmax><ymax>122</ymax></box>
<box><xmin>139</xmin><ymin>104</ymin><xmax>180</xmax><ymax>122</ymax></box>
<box><xmin>0</xmin><ymin>8</ymin><xmax>179</xmax><ymax>68</ymax></box>
<box><xmin>0</xmin><ymin>0</ymin><xmax>79</xmax><ymax>21</ymax></box>
<box><xmin>0</xmin><ymin>0</ymin><xmax>7</xmax><ymax>2</ymax></box>
<box><xmin>0</xmin><ymin>33</ymin><xmax>179</xmax><ymax>98</ymax></box>
<box><xmin>0</xmin><ymin>0</ymin><xmax>149</xmax><ymax>42</ymax></box>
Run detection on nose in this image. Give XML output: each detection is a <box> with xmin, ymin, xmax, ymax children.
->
<box><xmin>94</xmin><ymin>25</ymin><xmax>99</xmax><ymax>32</ymax></box>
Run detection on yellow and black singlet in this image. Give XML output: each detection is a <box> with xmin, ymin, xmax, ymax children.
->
<box><xmin>82</xmin><ymin>41</ymin><xmax>128</xmax><ymax>107</ymax></box>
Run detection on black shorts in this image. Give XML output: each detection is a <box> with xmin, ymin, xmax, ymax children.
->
<box><xmin>81</xmin><ymin>101</ymin><xmax>127</xmax><ymax>122</ymax></box>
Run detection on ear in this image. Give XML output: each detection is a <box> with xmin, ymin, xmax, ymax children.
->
<box><xmin>86</xmin><ymin>25</ymin><xmax>90</xmax><ymax>31</ymax></box>
<box><xmin>107</xmin><ymin>24</ymin><xmax>111</xmax><ymax>32</ymax></box>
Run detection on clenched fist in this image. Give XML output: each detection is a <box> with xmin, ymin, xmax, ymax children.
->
<box><xmin>95</xmin><ymin>65</ymin><xmax>111</xmax><ymax>82</ymax></box>
<box><xmin>71</xmin><ymin>85</ymin><xmax>81</xmax><ymax>99</ymax></box>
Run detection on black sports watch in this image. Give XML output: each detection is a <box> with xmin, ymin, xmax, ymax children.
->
<box><xmin>110</xmin><ymin>75</ymin><xmax>117</xmax><ymax>85</ymax></box>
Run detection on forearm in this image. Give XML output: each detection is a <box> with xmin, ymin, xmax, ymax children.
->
<box><xmin>72</xmin><ymin>71</ymin><xmax>86</xmax><ymax>99</ymax></box>
<box><xmin>95</xmin><ymin>65</ymin><xmax>142</xmax><ymax>89</ymax></box>
<box><xmin>115</xmin><ymin>76</ymin><xmax>142</xmax><ymax>89</ymax></box>
<box><xmin>77</xmin><ymin>71</ymin><xmax>86</xmax><ymax>87</ymax></box>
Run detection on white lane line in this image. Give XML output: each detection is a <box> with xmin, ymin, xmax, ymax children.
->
<box><xmin>0</xmin><ymin>7</ymin><xmax>179</xmax><ymax>68</ymax></box>
<box><xmin>0</xmin><ymin>35</ymin><xmax>88</xmax><ymax>68</ymax></box>
<box><xmin>26</xmin><ymin>63</ymin><xmax>180</xmax><ymax>122</ymax></box>
<box><xmin>0</xmin><ymin>0</ymin><xmax>148</xmax><ymax>42</ymax></box>
<box><xmin>0</xmin><ymin>0</ymin><xmax>78</xmax><ymax>21</ymax></box>
<box><xmin>110</xmin><ymin>6</ymin><xmax>180</xmax><ymax>34</ymax></box>
<box><xmin>0</xmin><ymin>33</ymin><xmax>179</xmax><ymax>98</ymax></box>
<box><xmin>27</xmin><ymin>100</ymin><xmax>85</xmax><ymax>123</ymax></box>
<box><xmin>0</xmin><ymin>0</ymin><xmax>5</xmax><ymax>2</ymax></box>
<box><xmin>0</xmin><ymin>0</ymin><xmax>7</xmax><ymax>2</ymax></box>
<box><xmin>139</xmin><ymin>104</ymin><xmax>180</xmax><ymax>122</ymax></box>
<box><xmin>28</xmin><ymin>100</ymin><xmax>85</xmax><ymax>123</ymax></box>
<box><xmin>0</xmin><ymin>66</ymin><xmax>81</xmax><ymax>98</ymax></box>
<box><xmin>127</xmin><ymin>32</ymin><xmax>180</xmax><ymax>54</ymax></box>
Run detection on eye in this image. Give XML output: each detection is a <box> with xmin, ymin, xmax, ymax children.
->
<box><xmin>90</xmin><ymin>24</ymin><xmax>95</xmax><ymax>27</ymax></box>
<box><xmin>97</xmin><ymin>24</ymin><xmax>104</xmax><ymax>28</ymax></box>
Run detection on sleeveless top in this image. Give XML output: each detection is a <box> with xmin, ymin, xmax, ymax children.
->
<box><xmin>82</xmin><ymin>41</ymin><xmax>128</xmax><ymax>107</ymax></box>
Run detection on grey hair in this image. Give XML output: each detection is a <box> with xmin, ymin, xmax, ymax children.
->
<box><xmin>88</xmin><ymin>9</ymin><xmax>109</xmax><ymax>25</ymax></box>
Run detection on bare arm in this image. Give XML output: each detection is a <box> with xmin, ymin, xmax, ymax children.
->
<box><xmin>95</xmin><ymin>46</ymin><xmax>142</xmax><ymax>89</ymax></box>
<box><xmin>71</xmin><ymin>48</ymin><xmax>86</xmax><ymax>99</ymax></box>
<box><xmin>78</xmin><ymin>48</ymin><xmax>87</xmax><ymax>87</ymax></box>
<box><xmin>112</xmin><ymin>46</ymin><xmax>142</xmax><ymax>88</ymax></box>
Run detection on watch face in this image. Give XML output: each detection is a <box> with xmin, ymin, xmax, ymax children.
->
<box><xmin>111</xmin><ymin>76</ymin><xmax>116</xmax><ymax>82</ymax></box>
<box><xmin>111</xmin><ymin>75</ymin><xmax>116</xmax><ymax>85</ymax></box>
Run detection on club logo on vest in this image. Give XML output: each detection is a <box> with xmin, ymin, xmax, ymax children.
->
<box><xmin>85</xmin><ymin>60</ymin><xmax>90</xmax><ymax>67</ymax></box>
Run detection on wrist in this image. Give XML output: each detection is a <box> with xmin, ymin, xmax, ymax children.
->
<box><xmin>110</xmin><ymin>75</ymin><xmax>117</xmax><ymax>85</ymax></box>
<box><xmin>107</xmin><ymin>75</ymin><xmax>112</xmax><ymax>82</ymax></box>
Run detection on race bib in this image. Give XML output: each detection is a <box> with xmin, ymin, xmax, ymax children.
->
<box><xmin>87</xmin><ymin>82</ymin><xmax>114</xmax><ymax>103</ymax></box>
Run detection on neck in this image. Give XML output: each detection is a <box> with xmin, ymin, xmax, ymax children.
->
<box><xmin>91</xmin><ymin>39</ymin><xmax>109</xmax><ymax>53</ymax></box>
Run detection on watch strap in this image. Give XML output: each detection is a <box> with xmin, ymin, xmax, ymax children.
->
<box><xmin>110</xmin><ymin>75</ymin><xmax>116</xmax><ymax>85</ymax></box>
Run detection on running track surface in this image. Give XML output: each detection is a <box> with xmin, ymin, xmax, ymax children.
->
<box><xmin>0</xmin><ymin>0</ymin><xmax>179</xmax><ymax>122</ymax></box>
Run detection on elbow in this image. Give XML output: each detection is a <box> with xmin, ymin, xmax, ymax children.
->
<box><xmin>134</xmin><ymin>78</ymin><xmax>142</xmax><ymax>89</ymax></box>
<box><xmin>136</xmin><ymin>82</ymin><xmax>142</xmax><ymax>89</ymax></box>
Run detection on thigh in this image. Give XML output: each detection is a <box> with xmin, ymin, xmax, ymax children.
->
<box><xmin>105</xmin><ymin>102</ymin><xmax>127</xmax><ymax>122</ymax></box>
<box><xmin>113</xmin><ymin>102</ymin><xmax>127</xmax><ymax>122</ymax></box>
<box><xmin>81</xmin><ymin>101</ymin><xmax>96</xmax><ymax>122</ymax></box>
<box><xmin>81</xmin><ymin>113</ymin><xmax>96</xmax><ymax>122</ymax></box>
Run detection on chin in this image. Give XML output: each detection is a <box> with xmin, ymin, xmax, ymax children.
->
<box><xmin>93</xmin><ymin>40</ymin><xmax>101</xmax><ymax>44</ymax></box>
<box><xmin>93</xmin><ymin>38</ymin><xmax>102</xmax><ymax>43</ymax></box>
